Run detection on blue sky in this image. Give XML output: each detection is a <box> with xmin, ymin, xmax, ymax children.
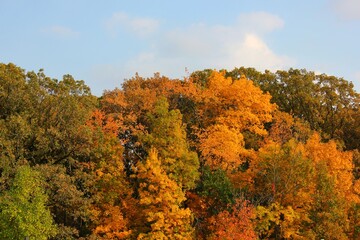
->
<box><xmin>1</xmin><ymin>0</ymin><xmax>360</xmax><ymax>95</ymax></box>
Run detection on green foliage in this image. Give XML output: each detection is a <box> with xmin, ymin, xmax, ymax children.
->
<box><xmin>0</xmin><ymin>63</ymin><xmax>28</xmax><ymax>119</ymax></box>
<box><xmin>0</xmin><ymin>165</ymin><xmax>57</xmax><ymax>239</ymax></box>
<box><xmin>197</xmin><ymin>166</ymin><xmax>236</xmax><ymax>213</ymax></box>
<box><xmin>141</xmin><ymin>97</ymin><xmax>199</xmax><ymax>190</ymax></box>
<box><xmin>0</xmin><ymin>63</ymin><xmax>97</xmax><ymax>238</ymax></box>
<box><xmin>309</xmin><ymin>162</ymin><xmax>349</xmax><ymax>240</ymax></box>
<box><xmin>253</xmin><ymin>140</ymin><xmax>314</xmax><ymax>207</ymax></box>
<box><xmin>226</xmin><ymin>67</ymin><xmax>360</xmax><ymax>150</ymax></box>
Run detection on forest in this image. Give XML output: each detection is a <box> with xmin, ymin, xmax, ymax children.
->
<box><xmin>0</xmin><ymin>62</ymin><xmax>360</xmax><ymax>239</ymax></box>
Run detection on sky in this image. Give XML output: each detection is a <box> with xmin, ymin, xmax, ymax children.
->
<box><xmin>1</xmin><ymin>0</ymin><xmax>360</xmax><ymax>96</ymax></box>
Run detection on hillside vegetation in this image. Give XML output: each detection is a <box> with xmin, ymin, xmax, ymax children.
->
<box><xmin>0</xmin><ymin>62</ymin><xmax>360</xmax><ymax>239</ymax></box>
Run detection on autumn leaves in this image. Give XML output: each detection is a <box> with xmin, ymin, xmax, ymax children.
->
<box><xmin>1</xmin><ymin>63</ymin><xmax>359</xmax><ymax>239</ymax></box>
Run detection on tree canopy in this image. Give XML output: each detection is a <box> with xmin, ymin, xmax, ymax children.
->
<box><xmin>1</xmin><ymin>62</ymin><xmax>359</xmax><ymax>239</ymax></box>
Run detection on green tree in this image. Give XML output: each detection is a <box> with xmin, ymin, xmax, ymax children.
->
<box><xmin>141</xmin><ymin>97</ymin><xmax>199</xmax><ymax>190</ymax></box>
<box><xmin>0</xmin><ymin>63</ymin><xmax>98</xmax><ymax>238</ymax></box>
<box><xmin>0</xmin><ymin>165</ymin><xmax>57</xmax><ymax>239</ymax></box>
<box><xmin>197</xmin><ymin>166</ymin><xmax>236</xmax><ymax>214</ymax></box>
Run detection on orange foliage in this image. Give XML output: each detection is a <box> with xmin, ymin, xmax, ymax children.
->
<box><xmin>267</xmin><ymin>111</ymin><xmax>294</xmax><ymax>144</ymax></box>
<box><xmin>199</xmin><ymin>124</ymin><xmax>246</xmax><ymax>171</ymax></box>
<box><xmin>93</xmin><ymin>204</ymin><xmax>131</xmax><ymax>239</ymax></box>
<box><xmin>193</xmin><ymin>71</ymin><xmax>275</xmax><ymax>133</ymax></box>
<box><xmin>305</xmin><ymin>133</ymin><xmax>356</xmax><ymax>203</ymax></box>
<box><xmin>86</xmin><ymin>110</ymin><xmax>134</xmax><ymax>239</ymax></box>
<box><xmin>195</xmin><ymin>71</ymin><xmax>275</xmax><ymax>172</ymax></box>
<box><xmin>207</xmin><ymin>200</ymin><xmax>256</xmax><ymax>240</ymax></box>
<box><xmin>87</xmin><ymin>109</ymin><xmax>120</xmax><ymax>137</ymax></box>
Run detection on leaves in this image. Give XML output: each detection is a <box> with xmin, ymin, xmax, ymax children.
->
<box><xmin>1</xmin><ymin>62</ymin><xmax>360</xmax><ymax>239</ymax></box>
<box><xmin>0</xmin><ymin>165</ymin><xmax>57</xmax><ymax>240</ymax></box>
<box><xmin>208</xmin><ymin>199</ymin><xmax>256</xmax><ymax>240</ymax></box>
<box><xmin>136</xmin><ymin>148</ymin><xmax>194</xmax><ymax>239</ymax></box>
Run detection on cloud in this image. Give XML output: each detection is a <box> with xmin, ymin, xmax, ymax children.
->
<box><xmin>330</xmin><ymin>0</ymin><xmax>360</xmax><ymax>20</ymax></box>
<box><xmin>139</xmin><ymin>11</ymin><xmax>293</xmax><ymax>73</ymax></box>
<box><xmin>89</xmin><ymin>11</ymin><xmax>294</xmax><ymax>95</ymax></box>
<box><xmin>105</xmin><ymin>12</ymin><xmax>159</xmax><ymax>37</ymax></box>
<box><xmin>43</xmin><ymin>25</ymin><xmax>80</xmax><ymax>39</ymax></box>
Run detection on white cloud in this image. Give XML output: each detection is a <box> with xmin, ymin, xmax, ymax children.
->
<box><xmin>89</xmin><ymin>11</ymin><xmax>294</xmax><ymax>95</ymax></box>
<box><xmin>105</xmin><ymin>12</ymin><xmax>159</xmax><ymax>37</ymax></box>
<box><xmin>223</xmin><ymin>33</ymin><xmax>294</xmax><ymax>70</ymax></box>
<box><xmin>145</xmin><ymin>12</ymin><xmax>293</xmax><ymax>73</ymax></box>
<box><xmin>43</xmin><ymin>25</ymin><xmax>80</xmax><ymax>39</ymax></box>
<box><xmin>330</xmin><ymin>0</ymin><xmax>360</xmax><ymax>20</ymax></box>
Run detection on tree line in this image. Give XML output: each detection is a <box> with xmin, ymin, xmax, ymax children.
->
<box><xmin>0</xmin><ymin>62</ymin><xmax>359</xmax><ymax>239</ymax></box>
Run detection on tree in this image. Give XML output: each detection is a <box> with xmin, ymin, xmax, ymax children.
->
<box><xmin>309</xmin><ymin>162</ymin><xmax>349</xmax><ymax>240</ymax></box>
<box><xmin>192</xmin><ymin>70</ymin><xmax>275</xmax><ymax>134</ymax></box>
<box><xmin>140</xmin><ymin>97</ymin><xmax>199</xmax><ymax>190</ymax></box>
<box><xmin>253</xmin><ymin>140</ymin><xmax>314</xmax><ymax>207</ymax></box>
<box><xmin>0</xmin><ymin>165</ymin><xmax>57</xmax><ymax>239</ymax></box>
<box><xmin>305</xmin><ymin>134</ymin><xmax>355</xmax><ymax>203</ymax></box>
<box><xmin>192</xmin><ymin>71</ymin><xmax>275</xmax><ymax>172</ymax></box>
<box><xmin>86</xmin><ymin>110</ymin><xmax>133</xmax><ymax>239</ymax></box>
<box><xmin>199</xmin><ymin>124</ymin><xmax>246</xmax><ymax>171</ymax></box>
<box><xmin>196</xmin><ymin>166</ymin><xmax>236</xmax><ymax>214</ymax></box>
<box><xmin>207</xmin><ymin>200</ymin><xmax>256</xmax><ymax>240</ymax></box>
<box><xmin>136</xmin><ymin>148</ymin><xmax>194</xmax><ymax>239</ymax></box>
<box><xmin>190</xmin><ymin>166</ymin><xmax>238</xmax><ymax>239</ymax></box>
<box><xmin>0</xmin><ymin>63</ymin><xmax>28</xmax><ymax>119</ymax></box>
<box><xmin>251</xmin><ymin>140</ymin><xmax>314</xmax><ymax>239</ymax></box>
<box><xmin>0</xmin><ymin>63</ymin><xmax>100</xmax><ymax>238</ymax></box>
<box><xmin>227</xmin><ymin>67</ymin><xmax>360</xmax><ymax>150</ymax></box>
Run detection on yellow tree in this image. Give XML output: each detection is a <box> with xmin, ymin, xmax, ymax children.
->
<box><xmin>136</xmin><ymin>148</ymin><xmax>194</xmax><ymax>239</ymax></box>
<box><xmin>194</xmin><ymin>71</ymin><xmax>275</xmax><ymax>171</ymax></box>
<box><xmin>194</xmin><ymin>71</ymin><xmax>275</xmax><ymax>133</ymax></box>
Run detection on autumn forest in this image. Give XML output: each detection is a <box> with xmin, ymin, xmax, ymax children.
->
<box><xmin>1</xmin><ymin>62</ymin><xmax>360</xmax><ymax>239</ymax></box>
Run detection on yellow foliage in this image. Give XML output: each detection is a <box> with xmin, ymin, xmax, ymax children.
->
<box><xmin>136</xmin><ymin>148</ymin><xmax>194</xmax><ymax>239</ymax></box>
<box><xmin>306</xmin><ymin>133</ymin><xmax>355</xmax><ymax>202</ymax></box>
<box><xmin>93</xmin><ymin>204</ymin><xmax>131</xmax><ymax>239</ymax></box>
<box><xmin>194</xmin><ymin>70</ymin><xmax>275</xmax><ymax>133</ymax></box>
<box><xmin>200</xmin><ymin>124</ymin><xmax>246</xmax><ymax>171</ymax></box>
<box><xmin>255</xmin><ymin>203</ymin><xmax>308</xmax><ymax>239</ymax></box>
